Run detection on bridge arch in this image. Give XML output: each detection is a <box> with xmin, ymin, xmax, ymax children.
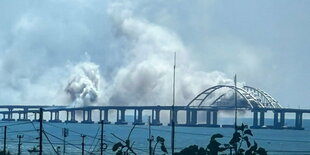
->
<box><xmin>243</xmin><ymin>86</ymin><xmax>282</xmax><ymax>108</ymax></box>
<box><xmin>187</xmin><ymin>85</ymin><xmax>282</xmax><ymax>109</ymax></box>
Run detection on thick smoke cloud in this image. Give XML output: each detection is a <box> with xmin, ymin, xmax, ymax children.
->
<box><xmin>0</xmin><ymin>0</ymin><xmax>233</xmax><ymax>107</ymax></box>
<box><xmin>105</xmin><ymin>1</ymin><xmax>234</xmax><ymax>106</ymax></box>
<box><xmin>0</xmin><ymin>0</ymin><xmax>249</xmax><ymax>107</ymax></box>
<box><xmin>65</xmin><ymin>62</ymin><xmax>103</xmax><ymax>107</ymax></box>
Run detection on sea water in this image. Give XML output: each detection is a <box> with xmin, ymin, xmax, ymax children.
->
<box><xmin>0</xmin><ymin>118</ymin><xmax>310</xmax><ymax>155</ymax></box>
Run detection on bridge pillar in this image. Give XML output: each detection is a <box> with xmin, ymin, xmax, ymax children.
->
<box><xmin>273</xmin><ymin>112</ymin><xmax>280</xmax><ymax>128</ymax></box>
<box><xmin>33</xmin><ymin>112</ymin><xmax>38</xmax><ymax>121</ymax></box>
<box><xmin>3</xmin><ymin>108</ymin><xmax>15</xmax><ymax>121</ymax></box>
<box><xmin>116</xmin><ymin>109</ymin><xmax>128</xmax><ymax>125</ymax></box>
<box><xmin>83</xmin><ymin>110</ymin><xmax>86</xmax><ymax>121</ymax></box>
<box><xmin>206</xmin><ymin>111</ymin><xmax>211</xmax><ymax>125</ymax></box>
<box><xmin>295</xmin><ymin>112</ymin><xmax>303</xmax><ymax>129</ymax></box>
<box><xmin>151</xmin><ymin>109</ymin><xmax>162</xmax><ymax>126</ymax></box>
<box><xmin>212</xmin><ymin>111</ymin><xmax>218</xmax><ymax>126</ymax></box>
<box><xmin>23</xmin><ymin>112</ymin><xmax>28</xmax><ymax>120</ymax></box>
<box><xmin>190</xmin><ymin>110</ymin><xmax>197</xmax><ymax>125</ymax></box>
<box><xmin>133</xmin><ymin>109</ymin><xmax>145</xmax><ymax>125</ymax></box>
<box><xmin>2</xmin><ymin>113</ymin><xmax>7</xmax><ymax>121</ymax></box>
<box><xmin>82</xmin><ymin>110</ymin><xmax>94</xmax><ymax>124</ymax></box>
<box><xmin>280</xmin><ymin>112</ymin><xmax>285</xmax><ymax>127</ymax></box>
<box><xmin>49</xmin><ymin>111</ymin><xmax>62</xmax><ymax>123</ymax></box>
<box><xmin>17</xmin><ymin>108</ymin><xmax>30</xmax><ymax>121</ymax></box>
<box><xmin>65</xmin><ymin>110</ymin><xmax>78</xmax><ymax>123</ymax></box>
<box><xmin>66</xmin><ymin>111</ymin><xmax>69</xmax><ymax>121</ymax></box>
<box><xmin>169</xmin><ymin>109</ymin><xmax>178</xmax><ymax>126</ymax></box>
<box><xmin>186</xmin><ymin>110</ymin><xmax>191</xmax><ymax>125</ymax></box>
<box><xmin>253</xmin><ymin>111</ymin><xmax>258</xmax><ymax>127</ymax></box>
<box><xmin>103</xmin><ymin>109</ymin><xmax>111</xmax><ymax>124</ymax></box>
<box><xmin>50</xmin><ymin>112</ymin><xmax>53</xmax><ymax>120</ymax></box>
<box><xmin>18</xmin><ymin>113</ymin><xmax>21</xmax><ymax>120</ymax></box>
<box><xmin>260</xmin><ymin>111</ymin><xmax>265</xmax><ymax>127</ymax></box>
<box><xmin>99</xmin><ymin>110</ymin><xmax>102</xmax><ymax>121</ymax></box>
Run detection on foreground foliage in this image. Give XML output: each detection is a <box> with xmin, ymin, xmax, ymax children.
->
<box><xmin>176</xmin><ymin>123</ymin><xmax>267</xmax><ymax>155</ymax></box>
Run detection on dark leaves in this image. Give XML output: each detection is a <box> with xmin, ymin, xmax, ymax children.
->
<box><xmin>257</xmin><ymin>147</ymin><xmax>268</xmax><ymax>155</ymax></box>
<box><xmin>244</xmin><ymin>129</ymin><xmax>253</xmax><ymax>136</ymax></box>
<box><xmin>229</xmin><ymin>132</ymin><xmax>241</xmax><ymax>145</ymax></box>
<box><xmin>211</xmin><ymin>133</ymin><xmax>224</xmax><ymax>141</ymax></box>
<box><xmin>237</xmin><ymin>123</ymin><xmax>248</xmax><ymax>131</ymax></box>
<box><xmin>112</xmin><ymin>142</ymin><xmax>124</xmax><ymax>152</ymax></box>
<box><xmin>161</xmin><ymin>143</ymin><xmax>168</xmax><ymax>153</ymax></box>
<box><xmin>243</xmin><ymin>136</ymin><xmax>251</xmax><ymax>148</ymax></box>
<box><xmin>156</xmin><ymin>136</ymin><xmax>165</xmax><ymax>143</ymax></box>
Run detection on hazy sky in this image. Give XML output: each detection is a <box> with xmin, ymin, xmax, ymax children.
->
<box><xmin>0</xmin><ymin>0</ymin><xmax>309</xmax><ymax>108</ymax></box>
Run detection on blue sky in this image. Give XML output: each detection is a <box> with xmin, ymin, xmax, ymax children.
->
<box><xmin>0</xmin><ymin>0</ymin><xmax>309</xmax><ymax>108</ymax></box>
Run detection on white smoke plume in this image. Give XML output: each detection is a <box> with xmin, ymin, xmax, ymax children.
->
<box><xmin>65</xmin><ymin>61</ymin><xmax>103</xmax><ymax>107</ymax></box>
<box><xmin>0</xmin><ymin>1</ymin><xmax>241</xmax><ymax>107</ymax></box>
<box><xmin>105</xmin><ymin>1</ymin><xmax>234</xmax><ymax>106</ymax></box>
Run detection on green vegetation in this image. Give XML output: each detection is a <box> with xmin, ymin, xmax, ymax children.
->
<box><xmin>111</xmin><ymin>123</ymin><xmax>267</xmax><ymax>155</ymax></box>
<box><xmin>176</xmin><ymin>123</ymin><xmax>267</xmax><ymax>155</ymax></box>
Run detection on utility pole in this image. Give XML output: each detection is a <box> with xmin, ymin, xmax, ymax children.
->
<box><xmin>234</xmin><ymin>74</ymin><xmax>238</xmax><ymax>131</ymax></box>
<box><xmin>81</xmin><ymin>135</ymin><xmax>86</xmax><ymax>155</ymax></box>
<box><xmin>171</xmin><ymin>52</ymin><xmax>176</xmax><ymax>155</ymax></box>
<box><xmin>148</xmin><ymin>116</ymin><xmax>153</xmax><ymax>155</ymax></box>
<box><xmin>100</xmin><ymin>120</ymin><xmax>104</xmax><ymax>155</ymax></box>
<box><xmin>234</xmin><ymin>74</ymin><xmax>238</xmax><ymax>155</ymax></box>
<box><xmin>63</xmin><ymin>128</ymin><xmax>68</xmax><ymax>155</ymax></box>
<box><xmin>17</xmin><ymin>134</ymin><xmax>24</xmax><ymax>155</ymax></box>
<box><xmin>39</xmin><ymin>108</ymin><xmax>43</xmax><ymax>155</ymax></box>
<box><xmin>4</xmin><ymin>126</ymin><xmax>7</xmax><ymax>155</ymax></box>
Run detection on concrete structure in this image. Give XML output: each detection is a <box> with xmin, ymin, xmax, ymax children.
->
<box><xmin>0</xmin><ymin>85</ymin><xmax>308</xmax><ymax>130</ymax></box>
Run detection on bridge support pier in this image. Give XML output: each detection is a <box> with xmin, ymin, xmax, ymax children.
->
<box><xmin>2</xmin><ymin>108</ymin><xmax>15</xmax><ymax>121</ymax></box>
<box><xmin>133</xmin><ymin>109</ymin><xmax>145</xmax><ymax>125</ymax></box>
<box><xmin>190</xmin><ymin>110</ymin><xmax>197</xmax><ymax>125</ymax></box>
<box><xmin>272</xmin><ymin>111</ymin><xmax>286</xmax><ymax>129</ymax></box>
<box><xmin>65</xmin><ymin>110</ymin><xmax>78</xmax><ymax>123</ymax></box>
<box><xmin>33</xmin><ymin>112</ymin><xmax>38</xmax><ymax>121</ymax></box>
<box><xmin>250</xmin><ymin>110</ymin><xmax>267</xmax><ymax>129</ymax></box>
<box><xmin>206</xmin><ymin>111</ymin><xmax>211</xmax><ymax>125</ymax></box>
<box><xmin>17</xmin><ymin>108</ymin><xmax>30</xmax><ymax>121</ymax></box>
<box><xmin>115</xmin><ymin>109</ymin><xmax>128</xmax><ymax>125</ymax></box>
<box><xmin>81</xmin><ymin>110</ymin><xmax>94</xmax><ymax>124</ymax></box>
<box><xmin>273</xmin><ymin>111</ymin><xmax>280</xmax><ymax>128</ymax></box>
<box><xmin>260</xmin><ymin>111</ymin><xmax>265</xmax><ymax>127</ymax></box>
<box><xmin>151</xmin><ymin>110</ymin><xmax>162</xmax><ymax>126</ymax></box>
<box><xmin>295</xmin><ymin>112</ymin><xmax>303</xmax><ymax>130</ymax></box>
<box><xmin>169</xmin><ymin>109</ymin><xmax>179</xmax><ymax>126</ymax></box>
<box><xmin>103</xmin><ymin>109</ymin><xmax>111</xmax><ymax>124</ymax></box>
<box><xmin>212</xmin><ymin>111</ymin><xmax>219</xmax><ymax>127</ymax></box>
<box><xmin>185</xmin><ymin>110</ymin><xmax>197</xmax><ymax>126</ymax></box>
<box><xmin>253</xmin><ymin>111</ymin><xmax>259</xmax><ymax>127</ymax></box>
<box><xmin>49</xmin><ymin>111</ymin><xmax>62</xmax><ymax>123</ymax></box>
<box><xmin>280</xmin><ymin>112</ymin><xmax>285</xmax><ymax>127</ymax></box>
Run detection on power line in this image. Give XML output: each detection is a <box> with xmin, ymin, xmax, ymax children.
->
<box><xmin>44</xmin><ymin>122</ymin><xmax>101</xmax><ymax>140</ymax></box>
<box><xmin>0</xmin><ymin>121</ymin><xmax>32</xmax><ymax>127</ymax></box>
<box><xmin>43</xmin><ymin>130</ymin><xmax>59</xmax><ymax>154</ymax></box>
<box><xmin>44</xmin><ymin>131</ymin><xmax>92</xmax><ymax>154</ymax></box>
<box><xmin>88</xmin><ymin>125</ymin><xmax>100</xmax><ymax>152</ymax></box>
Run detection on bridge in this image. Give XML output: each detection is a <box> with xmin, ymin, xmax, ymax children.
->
<box><xmin>0</xmin><ymin>85</ymin><xmax>308</xmax><ymax>130</ymax></box>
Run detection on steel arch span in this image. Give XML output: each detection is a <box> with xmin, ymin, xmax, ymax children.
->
<box><xmin>187</xmin><ymin>85</ymin><xmax>282</xmax><ymax>109</ymax></box>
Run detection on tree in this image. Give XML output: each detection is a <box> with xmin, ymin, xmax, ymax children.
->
<box><xmin>229</xmin><ymin>123</ymin><xmax>267</xmax><ymax>155</ymax></box>
<box><xmin>111</xmin><ymin>125</ymin><xmax>137</xmax><ymax>155</ymax></box>
<box><xmin>176</xmin><ymin>123</ymin><xmax>267</xmax><ymax>155</ymax></box>
<box><xmin>153</xmin><ymin>136</ymin><xmax>168</xmax><ymax>155</ymax></box>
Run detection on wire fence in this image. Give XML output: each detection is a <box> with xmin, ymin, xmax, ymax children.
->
<box><xmin>0</xmin><ymin>120</ymin><xmax>309</xmax><ymax>154</ymax></box>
